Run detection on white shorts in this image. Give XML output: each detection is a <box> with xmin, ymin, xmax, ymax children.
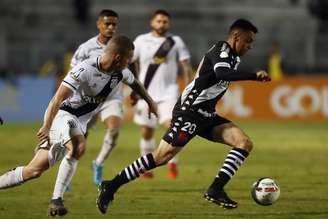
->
<box><xmin>98</xmin><ymin>99</ymin><xmax>124</xmax><ymax>121</ymax></box>
<box><xmin>39</xmin><ymin>110</ymin><xmax>84</xmax><ymax>166</ymax></box>
<box><xmin>87</xmin><ymin>99</ymin><xmax>123</xmax><ymax>130</ymax></box>
<box><xmin>133</xmin><ymin>99</ymin><xmax>176</xmax><ymax>128</ymax></box>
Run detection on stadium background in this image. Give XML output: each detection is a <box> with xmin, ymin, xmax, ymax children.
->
<box><xmin>0</xmin><ymin>1</ymin><xmax>327</xmax><ymax>219</ymax></box>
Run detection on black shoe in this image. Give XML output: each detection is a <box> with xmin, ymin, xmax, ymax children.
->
<box><xmin>48</xmin><ymin>197</ymin><xmax>68</xmax><ymax>217</ymax></box>
<box><xmin>204</xmin><ymin>188</ymin><xmax>238</xmax><ymax>209</ymax></box>
<box><xmin>96</xmin><ymin>180</ymin><xmax>115</xmax><ymax>214</ymax></box>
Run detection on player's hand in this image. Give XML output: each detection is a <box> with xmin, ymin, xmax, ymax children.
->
<box><xmin>0</xmin><ymin>116</ymin><xmax>3</xmax><ymax>125</ymax></box>
<box><xmin>130</xmin><ymin>91</ymin><xmax>140</xmax><ymax>106</ymax></box>
<box><xmin>147</xmin><ymin>102</ymin><xmax>158</xmax><ymax>119</ymax></box>
<box><xmin>255</xmin><ymin>70</ymin><xmax>271</xmax><ymax>82</ymax></box>
<box><xmin>37</xmin><ymin>125</ymin><xmax>50</xmax><ymax>145</ymax></box>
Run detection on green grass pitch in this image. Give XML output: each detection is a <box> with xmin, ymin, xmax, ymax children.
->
<box><xmin>0</xmin><ymin>121</ymin><xmax>327</xmax><ymax>219</ymax></box>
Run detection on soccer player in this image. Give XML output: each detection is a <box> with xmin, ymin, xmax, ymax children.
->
<box><xmin>131</xmin><ymin>9</ymin><xmax>193</xmax><ymax>178</ymax></box>
<box><xmin>96</xmin><ymin>19</ymin><xmax>271</xmax><ymax>214</ymax></box>
<box><xmin>69</xmin><ymin>9</ymin><xmax>123</xmax><ymax>185</ymax></box>
<box><xmin>0</xmin><ymin>116</ymin><xmax>3</xmax><ymax>125</ymax></box>
<box><xmin>0</xmin><ymin>35</ymin><xmax>157</xmax><ymax>217</ymax></box>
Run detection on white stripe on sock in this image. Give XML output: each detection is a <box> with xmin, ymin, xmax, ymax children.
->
<box><xmin>125</xmin><ymin>168</ymin><xmax>131</xmax><ymax>180</ymax></box>
<box><xmin>220</xmin><ymin>168</ymin><xmax>233</xmax><ymax>178</ymax></box>
<box><xmin>230</xmin><ymin>150</ymin><xmax>246</xmax><ymax>159</ymax></box>
<box><xmin>227</xmin><ymin>154</ymin><xmax>243</xmax><ymax>165</ymax></box>
<box><xmin>223</xmin><ymin>163</ymin><xmax>236</xmax><ymax>174</ymax></box>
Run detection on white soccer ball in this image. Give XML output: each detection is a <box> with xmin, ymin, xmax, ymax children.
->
<box><xmin>251</xmin><ymin>177</ymin><xmax>280</xmax><ymax>206</ymax></box>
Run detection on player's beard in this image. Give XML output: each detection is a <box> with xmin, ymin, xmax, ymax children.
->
<box><xmin>154</xmin><ymin>28</ymin><xmax>167</xmax><ymax>36</ymax></box>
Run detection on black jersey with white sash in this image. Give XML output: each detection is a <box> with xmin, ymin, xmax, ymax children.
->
<box><xmin>174</xmin><ymin>41</ymin><xmax>255</xmax><ymax>117</ymax></box>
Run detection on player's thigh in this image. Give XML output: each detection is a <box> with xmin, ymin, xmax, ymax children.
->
<box><xmin>211</xmin><ymin>122</ymin><xmax>252</xmax><ymax>149</ymax></box>
<box><xmin>50</xmin><ymin>111</ymin><xmax>86</xmax><ymax>161</ymax></box>
<box><xmin>162</xmin><ymin>113</ymin><xmax>198</xmax><ymax>147</ymax></box>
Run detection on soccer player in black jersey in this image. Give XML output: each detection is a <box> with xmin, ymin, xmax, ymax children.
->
<box><xmin>97</xmin><ymin>19</ymin><xmax>271</xmax><ymax>213</ymax></box>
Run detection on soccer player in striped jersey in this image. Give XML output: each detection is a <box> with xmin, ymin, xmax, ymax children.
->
<box><xmin>0</xmin><ymin>35</ymin><xmax>157</xmax><ymax>217</ymax></box>
<box><xmin>97</xmin><ymin>19</ymin><xmax>271</xmax><ymax>214</ymax></box>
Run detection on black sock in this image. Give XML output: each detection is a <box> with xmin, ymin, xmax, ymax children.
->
<box><xmin>111</xmin><ymin>153</ymin><xmax>156</xmax><ymax>191</ymax></box>
<box><xmin>209</xmin><ymin>148</ymin><xmax>249</xmax><ymax>191</ymax></box>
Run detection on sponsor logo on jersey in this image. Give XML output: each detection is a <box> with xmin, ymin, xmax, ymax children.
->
<box><xmin>110</xmin><ymin>78</ymin><xmax>119</xmax><ymax>88</ymax></box>
<box><xmin>153</xmin><ymin>56</ymin><xmax>166</xmax><ymax>64</ymax></box>
<box><xmin>82</xmin><ymin>95</ymin><xmax>106</xmax><ymax>104</ymax></box>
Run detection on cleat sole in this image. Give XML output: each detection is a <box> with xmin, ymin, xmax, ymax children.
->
<box><xmin>204</xmin><ymin>193</ymin><xmax>237</xmax><ymax>209</ymax></box>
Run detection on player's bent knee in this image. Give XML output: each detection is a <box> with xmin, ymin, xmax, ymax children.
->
<box><xmin>106</xmin><ymin>128</ymin><xmax>120</xmax><ymax>142</ymax></box>
<box><xmin>236</xmin><ymin>137</ymin><xmax>253</xmax><ymax>152</ymax></box>
<box><xmin>77</xmin><ymin>143</ymin><xmax>86</xmax><ymax>158</ymax></box>
<box><xmin>73</xmin><ymin>142</ymin><xmax>86</xmax><ymax>159</ymax></box>
<box><xmin>141</xmin><ymin>127</ymin><xmax>155</xmax><ymax>140</ymax></box>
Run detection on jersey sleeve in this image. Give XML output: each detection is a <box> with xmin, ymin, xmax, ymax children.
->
<box><xmin>62</xmin><ymin>63</ymin><xmax>88</xmax><ymax>91</ymax></box>
<box><xmin>206</xmin><ymin>43</ymin><xmax>232</xmax><ymax>71</ymax></box>
<box><xmin>121</xmin><ymin>68</ymin><xmax>135</xmax><ymax>85</ymax></box>
<box><xmin>70</xmin><ymin>45</ymin><xmax>88</xmax><ymax>68</ymax></box>
<box><xmin>175</xmin><ymin>36</ymin><xmax>191</xmax><ymax>61</ymax></box>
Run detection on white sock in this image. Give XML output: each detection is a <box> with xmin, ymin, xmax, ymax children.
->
<box><xmin>168</xmin><ymin>155</ymin><xmax>179</xmax><ymax>164</ymax></box>
<box><xmin>140</xmin><ymin>138</ymin><xmax>156</xmax><ymax>156</ymax></box>
<box><xmin>95</xmin><ymin>129</ymin><xmax>118</xmax><ymax>166</ymax></box>
<box><xmin>52</xmin><ymin>156</ymin><xmax>78</xmax><ymax>199</ymax></box>
<box><xmin>0</xmin><ymin>166</ymin><xmax>24</xmax><ymax>189</ymax></box>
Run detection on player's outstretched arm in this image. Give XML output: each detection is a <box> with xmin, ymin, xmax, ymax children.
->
<box><xmin>213</xmin><ymin>67</ymin><xmax>270</xmax><ymax>82</ymax></box>
<box><xmin>37</xmin><ymin>85</ymin><xmax>73</xmax><ymax>144</ymax></box>
<box><xmin>128</xmin><ymin>79</ymin><xmax>158</xmax><ymax>118</ymax></box>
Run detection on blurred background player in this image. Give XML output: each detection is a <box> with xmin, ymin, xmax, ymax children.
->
<box><xmin>0</xmin><ymin>35</ymin><xmax>157</xmax><ymax>217</ymax></box>
<box><xmin>68</xmin><ymin>9</ymin><xmax>122</xmax><ymax>185</ymax></box>
<box><xmin>96</xmin><ymin>19</ymin><xmax>271</xmax><ymax>214</ymax></box>
<box><xmin>130</xmin><ymin>9</ymin><xmax>193</xmax><ymax>179</ymax></box>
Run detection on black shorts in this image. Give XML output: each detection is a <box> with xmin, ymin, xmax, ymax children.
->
<box><xmin>162</xmin><ymin>111</ymin><xmax>231</xmax><ymax>147</ymax></box>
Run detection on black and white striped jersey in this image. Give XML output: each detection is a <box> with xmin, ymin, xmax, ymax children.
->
<box><xmin>174</xmin><ymin>41</ymin><xmax>255</xmax><ymax>117</ymax></box>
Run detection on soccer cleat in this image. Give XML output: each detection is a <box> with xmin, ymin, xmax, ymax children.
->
<box><xmin>96</xmin><ymin>180</ymin><xmax>115</xmax><ymax>214</ymax></box>
<box><xmin>204</xmin><ymin>188</ymin><xmax>238</xmax><ymax>209</ymax></box>
<box><xmin>140</xmin><ymin>171</ymin><xmax>154</xmax><ymax>179</ymax></box>
<box><xmin>92</xmin><ymin>160</ymin><xmax>103</xmax><ymax>185</ymax></box>
<box><xmin>167</xmin><ymin>163</ymin><xmax>178</xmax><ymax>179</ymax></box>
<box><xmin>48</xmin><ymin>198</ymin><xmax>68</xmax><ymax>217</ymax></box>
